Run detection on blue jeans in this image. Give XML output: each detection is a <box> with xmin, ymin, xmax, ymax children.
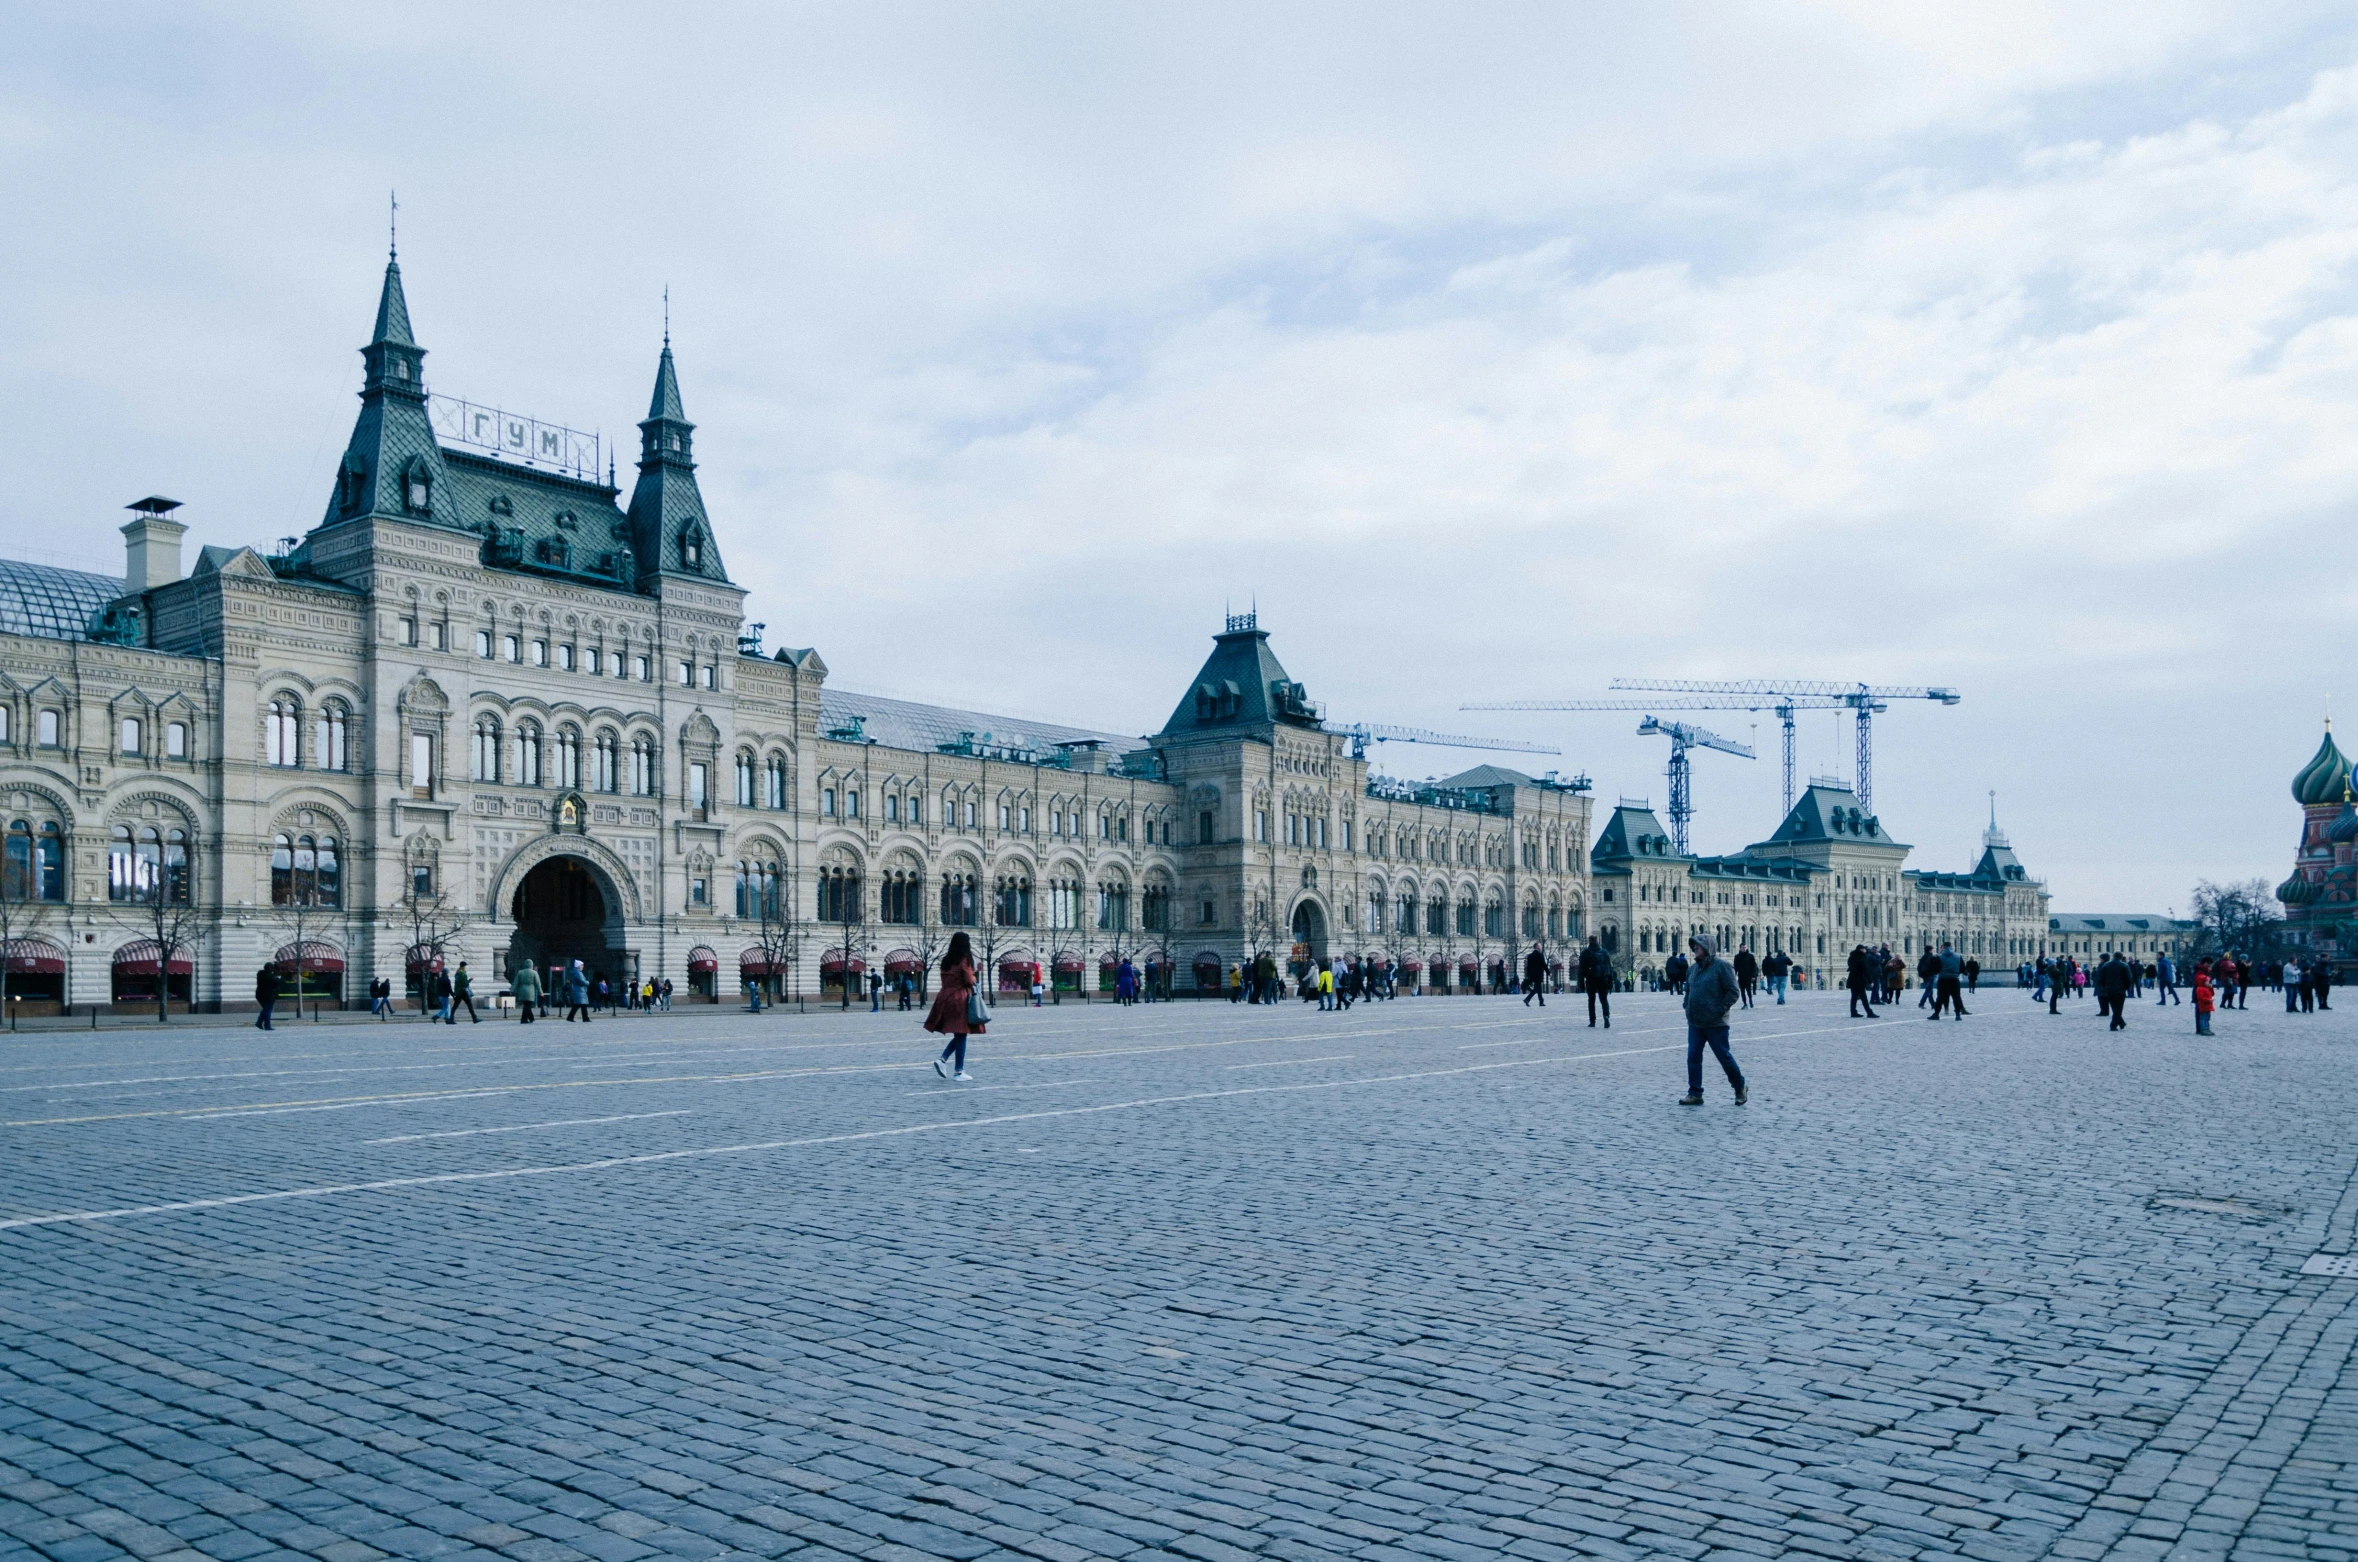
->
<box><xmin>1767</xmin><ymin>973</ymin><xmax>1787</xmax><ymax>1003</ymax></box>
<box><xmin>1687</xmin><ymin>1024</ymin><xmax>1744</xmax><ymax>1094</ymax></box>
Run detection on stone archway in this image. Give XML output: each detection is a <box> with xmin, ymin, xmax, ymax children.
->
<box><xmin>507</xmin><ymin>853</ymin><xmax>632</xmax><ymax>995</ymax></box>
<box><xmin>1290</xmin><ymin>897</ymin><xmax>1328</xmax><ymax>965</ymax></box>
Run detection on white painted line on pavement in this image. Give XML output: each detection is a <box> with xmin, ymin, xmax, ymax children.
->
<box><xmin>1223</xmin><ymin>1055</ymin><xmax>1354</xmax><ymax>1070</ymax></box>
<box><xmin>363</xmin><ymin>1111</ymin><xmax>694</xmax><ymax>1145</ymax></box>
<box><xmin>187</xmin><ymin>1090</ymin><xmax>520</xmax><ymax>1120</ymax></box>
<box><xmin>0</xmin><ymin>1018</ymin><xmax>1914</xmax><ymax>1233</ymax></box>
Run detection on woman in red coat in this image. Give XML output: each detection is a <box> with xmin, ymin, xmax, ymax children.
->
<box><xmin>925</xmin><ymin>930</ymin><xmax>986</xmax><ymax>1080</ymax></box>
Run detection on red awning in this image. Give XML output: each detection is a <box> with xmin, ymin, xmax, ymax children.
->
<box><xmin>114</xmin><ymin>940</ymin><xmax>192</xmax><ymax>977</ymax></box>
<box><xmin>884</xmin><ymin>957</ymin><xmax>920</xmax><ymax>975</ymax></box>
<box><xmin>740</xmin><ymin>957</ymin><xmax>784</xmax><ymax>976</ymax></box>
<box><xmin>3</xmin><ymin>939</ymin><xmax>67</xmax><ymax>975</ymax></box>
<box><xmin>274</xmin><ymin>941</ymin><xmax>344</xmax><ymax>973</ymax></box>
<box><xmin>688</xmin><ymin>945</ymin><xmax>719</xmax><ymax>974</ymax></box>
<box><xmin>1401</xmin><ymin>960</ymin><xmax>1423</xmax><ymax>973</ymax></box>
<box><xmin>820</xmin><ymin>957</ymin><xmax>866</xmax><ymax>975</ymax></box>
<box><xmin>1053</xmin><ymin>955</ymin><xmax>1084</xmax><ymax>972</ymax></box>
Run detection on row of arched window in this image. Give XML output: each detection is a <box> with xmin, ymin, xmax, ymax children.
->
<box><xmin>733</xmin><ymin>752</ymin><xmax>791</xmax><ymax>810</ymax></box>
<box><xmin>265</xmin><ymin>698</ymin><xmax>350</xmax><ymax>770</ymax></box>
<box><xmin>471</xmin><ymin>717</ymin><xmax>656</xmax><ymax>797</ymax></box>
<box><xmin>108</xmin><ymin>826</ymin><xmax>191</xmax><ymax>904</ymax></box>
<box><xmin>3</xmin><ymin>820</ymin><xmax>65</xmax><ymax>901</ymax></box>
<box><xmin>270</xmin><ymin>834</ymin><xmax>341</xmax><ymax>908</ymax></box>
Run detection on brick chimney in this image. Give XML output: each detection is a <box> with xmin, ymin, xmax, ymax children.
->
<box><xmin>122</xmin><ymin>497</ymin><xmax>186</xmax><ymax>592</ymax></box>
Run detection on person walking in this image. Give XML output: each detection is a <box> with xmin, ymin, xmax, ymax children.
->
<box><xmin>2094</xmin><ymin>950</ymin><xmax>2132</xmax><ymax>1031</ymax></box>
<box><xmin>511</xmin><ymin>960</ymin><xmax>540</xmax><ymax>1023</ymax></box>
<box><xmin>451</xmin><ymin>961</ymin><xmax>480</xmax><ymax>1024</ymax></box>
<box><xmin>2285</xmin><ymin>957</ymin><xmax>2304</xmax><ymax>1013</ymax></box>
<box><xmin>1677</xmin><ymin>936</ymin><xmax>1747</xmax><ymax>1107</ymax></box>
<box><xmin>1848</xmin><ymin>945</ymin><xmax>1879</xmax><ymax>1018</ymax></box>
<box><xmin>1933</xmin><ymin>943</ymin><xmax>1968</xmax><ymax>1020</ymax></box>
<box><xmin>1663</xmin><ymin>948</ymin><xmax>1689</xmax><ymax>996</ymax></box>
<box><xmin>2313</xmin><ymin>959</ymin><xmax>2332</xmax><ymax>1011</ymax></box>
<box><xmin>1763</xmin><ymin>948</ymin><xmax>1790</xmax><ymax>1004</ymax></box>
<box><xmin>1578</xmin><ymin>935</ymin><xmax>1612</xmax><ymax>1029</ymax></box>
<box><xmin>430</xmin><ymin>965</ymin><xmax>454</xmax><ymax>1024</ymax></box>
<box><xmin>2193</xmin><ymin>964</ymin><xmax>2215</xmax><ymax>1036</ymax></box>
<box><xmin>926</xmin><ymin>930</ymin><xmax>986</xmax><ymax>1081</ymax></box>
<box><xmin>1732</xmin><ymin>945</ymin><xmax>1758</xmax><ymax>1009</ymax></box>
<box><xmin>368</xmin><ymin>976</ymin><xmax>393</xmax><ymax>1019</ymax></box>
<box><xmin>868</xmin><ymin>969</ymin><xmax>885</xmax><ymax>1012</ymax></box>
<box><xmin>1917</xmin><ymin>947</ymin><xmax>1941</xmax><ymax>1009</ymax></box>
<box><xmin>564</xmin><ymin>959</ymin><xmax>592</xmax><ymax>1023</ymax></box>
<box><xmin>254</xmin><ymin>964</ymin><xmax>279</xmax><ymax>1030</ymax></box>
<box><xmin>2156</xmin><ymin>953</ymin><xmax>2180</xmax><ymax>1006</ymax></box>
<box><xmin>1523</xmin><ymin>944</ymin><xmax>1548</xmax><ymax>1007</ymax></box>
<box><xmin>1963</xmin><ymin>956</ymin><xmax>1980</xmax><ymax>994</ymax></box>
<box><xmin>2235</xmin><ymin>956</ymin><xmax>2252</xmax><ymax>1009</ymax></box>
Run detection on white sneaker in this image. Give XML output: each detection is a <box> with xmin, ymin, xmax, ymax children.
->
<box><xmin>931</xmin><ymin>1058</ymin><xmax>948</xmax><ymax>1079</ymax></box>
<box><xmin>955</xmin><ymin>1070</ymin><xmax>973</xmax><ymax>1082</ymax></box>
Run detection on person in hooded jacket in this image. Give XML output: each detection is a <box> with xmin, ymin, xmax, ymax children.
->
<box><xmin>1578</xmin><ymin>935</ymin><xmax>1613</xmax><ymax>1028</ymax></box>
<box><xmin>2094</xmin><ymin>950</ymin><xmax>2133</xmax><ymax>1030</ymax></box>
<box><xmin>1678</xmin><ymin>935</ymin><xmax>1747</xmax><ymax>1107</ymax></box>
<box><xmin>1847</xmin><ymin>945</ymin><xmax>1879</xmax><ymax>1018</ymax></box>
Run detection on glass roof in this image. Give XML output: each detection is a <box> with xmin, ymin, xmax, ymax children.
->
<box><xmin>0</xmin><ymin>558</ymin><xmax>123</xmax><ymax>642</ymax></box>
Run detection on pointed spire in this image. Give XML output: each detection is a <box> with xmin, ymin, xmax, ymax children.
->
<box><xmin>371</xmin><ymin>255</ymin><xmax>416</xmax><ymax>348</ymax></box>
<box><xmin>647</xmin><ymin>341</ymin><xmax>686</xmax><ymax>422</ymax></box>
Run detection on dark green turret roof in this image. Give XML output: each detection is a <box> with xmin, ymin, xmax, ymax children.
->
<box><xmin>319</xmin><ymin>253</ymin><xmax>451</xmax><ymax>532</ymax></box>
<box><xmin>2293</xmin><ymin>727</ymin><xmax>2349</xmax><ymax>806</ymax></box>
<box><xmin>1159</xmin><ymin>617</ymin><xmax>1321</xmax><ymax>741</ymax></box>
<box><xmin>1591</xmin><ymin>802</ymin><xmax>1681</xmax><ymax>872</ymax></box>
<box><xmin>623</xmin><ymin>340</ymin><xmax>730</xmax><ymax>588</ymax></box>
<box><xmin>1755</xmin><ymin>781</ymin><xmax>1908</xmax><ymax>850</ymax></box>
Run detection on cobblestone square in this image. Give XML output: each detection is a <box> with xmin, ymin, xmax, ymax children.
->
<box><xmin>3</xmin><ymin>988</ymin><xmax>2355</xmax><ymax>1562</ymax></box>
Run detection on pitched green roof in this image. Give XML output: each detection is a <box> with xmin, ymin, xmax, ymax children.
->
<box><xmin>1160</xmin><ymin>620</ymin><xmax>1320</xmax><ymax>740</ymax></box>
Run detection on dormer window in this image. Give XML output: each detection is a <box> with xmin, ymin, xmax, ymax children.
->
<box><xmin>489</xmin><ymin>496</ymin><xmax>513</xmax><ymax>517</ymax></box>
<box><xmin>681</xmin><ymin>528</ymin><xmax>701</xmax><ymax>568</ymax></box>
<box><xmin>338</xmin><ymin>453</ymin><xmax>367</xmax><ymax>513</ymax></box>
<box><xmin>404</xmin><ymin>465</ymin><xmax>431</xmax><ymax>514</ymax></box>
<box><xmin>668</xmin><ymin>433</ymin><xmax>682</xmax><ymax>452</ymax></box>
<box><xmin>554</xmin><ymin>511</ymin><xmax>576</xmax><ymax>530</ymax></box>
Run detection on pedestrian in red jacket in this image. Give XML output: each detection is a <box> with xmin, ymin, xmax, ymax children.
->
<box><xmin>2193</xmin><ymin>969</ymin><xmax>2215</xmax><ymax>1037</ymax></box>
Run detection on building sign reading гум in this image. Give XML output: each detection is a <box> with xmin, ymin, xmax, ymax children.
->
<box><xmin>429</xmin><ymin>395</ymin><xmax>601</xmax><ymax>481</ymax></box>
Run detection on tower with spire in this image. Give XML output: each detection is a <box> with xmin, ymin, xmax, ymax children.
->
<box><xmin>319</xmin><ymin>243</ymin><xmax>450</xmax><ymax>531</ymax></box>
<box><xmin>623</xmin><ymin>317</ymin><xmax>726</xmax><ymax>589</ymax></box>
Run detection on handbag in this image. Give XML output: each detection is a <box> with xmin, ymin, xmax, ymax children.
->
<box><xmin>964</xmin><ymin>989</ymin><xmax>989</xmax><ymax>1027</ymax></box>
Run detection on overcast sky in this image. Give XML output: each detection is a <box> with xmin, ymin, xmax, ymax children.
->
<box><xmin>5</xmin><ymin>3</ymin><xmax>2355</xmax><ymax>913</ymax></box>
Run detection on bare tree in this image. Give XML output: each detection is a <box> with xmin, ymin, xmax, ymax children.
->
<box><xmin>2192</xmin><ymin>878</ymin><xmax>2281</xmax><ymax>961</ymax></box>
<box><xmin>909</xmin><ymin>876</ymin><xmax>950</xmax><ymax>1001</ymax></box>
<box><xmin>106</xmin><ymin>854</ymin><xmax>204</xmax><ymax>1024</ymax></box>
<box><xmin>0</xmin><ymin>856</ymin><xmax>55</xmax><ymax>1028</ymax></box>
<box><xmin>399</xmin><ymin>880</ymin><xmax>468</xmax><ymax>1014</ymax></box>
<box><xmin>744</xmin><ymin>863</ymin><xmax>801</xmax><ymax>1007</ymax></box>
<box><xmin>267</xmin><ymin>898</ymin><xmax>340</xmax><ymax>1021</ymax></box>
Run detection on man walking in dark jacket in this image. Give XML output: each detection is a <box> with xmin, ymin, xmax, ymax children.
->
<box><xmin>1847</xmin><ymin>945</ymin><xmax>1878</xmax><ymax>1018</ymax></box>
<box><xmin>1678</xmin><ymin>936</ymin><xmax>1747</xmax><ymax>1107</ymax></box>
<box><xmin>2094</xmin><ymin>951</ymin><xmax>2133</xmax><ymax>1030</ymax></box>
<box><xmin>1578</xmin><ymin>936</ymin><xmax>1612</xmax><ymax>1028</ymax></box>
<box><xmin>1732</xmin><ymin>945</ymin><xmax>1758</xmax><ymax>1009</ymax></box>
<box><xmin>254</xmin><ymin>965</ymin><xmax>279</xmax><ymax>1030</ymax></box>
<box><xmin>1933</xmin><ymin>944</ymin><xmax>1968</xmax><ymax>1020</ymax></box>
<box><xmin>1522</xmin><ymin>944</ymin><xmax>1547</xmax><ymax>1007</ymax></box>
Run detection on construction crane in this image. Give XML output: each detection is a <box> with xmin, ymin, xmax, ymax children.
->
<box><xmin>1327</xmin><ymin>721</ymin><xmax>1560</xmax><ymax>763</ymax></box>
<box><xmin>1636</xmin><ymin>718</ymin><xmax>1754</xmax><ymax>855</ymax></box>
<box><xmin>1468</xmin><ymin>681</ymin><xmax>1959</xmax><ymax>816</ymax></box>
<box><xmin>1609</xmin><ymin>680</ymin><xmax>1959</xmax><ymax>816</ymax></box>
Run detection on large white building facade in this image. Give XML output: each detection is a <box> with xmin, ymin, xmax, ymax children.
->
<box><xmin>0</xmin><ymin>255</ymin><xmax>1603</xmax><ymax>1012</ymax></box>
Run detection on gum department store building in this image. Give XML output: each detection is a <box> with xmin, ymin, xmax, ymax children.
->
<box><xmin>0</xmin><ymin>255</ymin><xmax>2167</xmax><ymax>1012</ymax></box>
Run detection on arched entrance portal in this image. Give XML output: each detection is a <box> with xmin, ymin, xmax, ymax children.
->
<box><xmin>509</xmin><ymin>855</ymin><xmax>632</xmax><ymax>995</ymax></box>
<box><xmin>1290</xmin><ymin>899</ymin><xmax>1328</xmax><ymax>972</ymax></box>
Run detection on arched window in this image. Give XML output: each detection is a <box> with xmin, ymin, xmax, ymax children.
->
<box><xmin>629</xmin><ymin>735</ymin><xmax>656</xmax><ymax>796</ymax></box>
<box><xmin>993</xmin><ymin>875</ymin><xmax>1033</xmax><ymax>928</ymax></box>
<box><xmin>1095</xmin><ymin>882</ymin><xmax>1129</xmax><ymax>932</ymax></box>
<box><xmin>404</xmin><ymin>463</ymin><xmax>432</xmax><ymax>514</ymax></box>
<box><xmin>736</xmin><ymin>861</ymin><xmax>782</xmax><ymax>920</ymax></box>
<box><xmin>471</xmin><ymin>717</ymin><xmax>501</xmax><ymax>782</ymax></box>
<box><xmin>1142</xmin><ymin>884</ymin><xmax>1169</xmax><ymax>932</ymax></box>
<box><xmin>314</xmin><ymin>702</ymin><xmax>349</xmax><ymax>771</ymax></box>
<box><xmin>764</xmin><ymin>755</ymin><xmax>788</xmax><ymax>810</ymax></box>
<box><xmin>939</xmin><ymin>871</ymin><xmax>978</xmax><ymax>926</ymax></box>
<box><xmin>266</xmin><ymin>698</ymin><xmax>300</xmax><ymax>767</ymax></box>
<box><xmin>516</xmin><ymin>722</ymin><xmax>543</xmax><ymax>787</ymax></box>
<box><xmin>554</xmin><ymin>726</ymin><xmax>581</xmax><ymax>789</ymax></box>
<box><xmin>271</xmin><ymin>833</ymin><xmax>340</xmax><ymax>907</ymax></box>
<box><xmin>817</xmin><ymin>865</ymin><xmax>861</xmax><ymax>924</ymax></box>
<box><xmin>593</xmin><ymin>730</ymin><xmax>619</xmax><ymax>793</ymax></box>
<box><xmin>108</xmin><ymin>826</ymin><xmax>141</xmax><ymax>902</ymax></box>
<box><xmin>680</xmin><ymin>527</ymin><xmax>702</xmax><ymax>568</ymax></box>
<box><xmin>881</xmin><ymin>870</ymin><xmax>923</xmax><ymax>925</ymax></box>
<box><xmin>163</xmin><ymin>828</ymin><xmax>189</xmax><ymax>904</ymax></box>
<box><xmin>8</xmin><ymin>820</ymin><xmax>63</xmax><ymax>902</ymax></box>
<box><xmin>735</xmin><ymin>752</ymin><xmax>755</xmax><ymax>808</ymax></box>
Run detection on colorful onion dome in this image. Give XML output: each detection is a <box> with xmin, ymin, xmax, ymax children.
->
<box><xmin>2293</xmin><ymin>727</ymin><xmax>2350</xmax><ymax>806</ymax></box>
<box><xmin>2331</xmin><ymin>802</ymin><xmax>2358</xmax><ymax>845</ymax></box>
<box><xmin>2280</xmin><ymin>873</ymin><xmax>2321</xmax><ymax>906</ymax></box>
